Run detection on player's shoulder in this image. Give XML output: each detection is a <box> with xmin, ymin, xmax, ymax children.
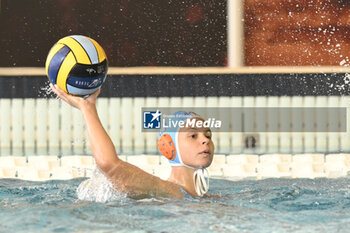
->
<box><xmin>155</xmin><ymin>178</ymin><xmax>185</xmax><ymax>199</ymax></box>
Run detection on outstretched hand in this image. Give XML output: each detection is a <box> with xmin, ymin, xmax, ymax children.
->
<box><xmin>50</xmin><ymin>84</ymin><xmax>100</xmax><ymax>110</ymax></box>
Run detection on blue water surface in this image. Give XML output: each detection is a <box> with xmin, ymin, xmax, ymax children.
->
<box><xmin>1</xmin><ymin>177</ymin><xmax>350</xmax><ymax>233</ymax></box>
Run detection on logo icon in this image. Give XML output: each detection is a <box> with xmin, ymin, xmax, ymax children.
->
<box><xmin>143</xmin><ymin>110</ymin><xmax>161</xmax><ymax>129</ymax></box>
<box><xmin>86</xmin><ymin>68</ymin><xmax>96</xmax><ymax>74</ymax></box>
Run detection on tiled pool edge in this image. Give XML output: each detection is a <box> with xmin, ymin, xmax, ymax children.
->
<box><xmin>0</xmin><ymin>154</ymin><xmax>349</xmax><ymax>181</ymax></box>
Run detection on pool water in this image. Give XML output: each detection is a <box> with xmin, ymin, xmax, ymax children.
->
<box><xmin>1</xmin><ymin>176</ymin><xmax>350</xmax><ymax>233</ymax></box>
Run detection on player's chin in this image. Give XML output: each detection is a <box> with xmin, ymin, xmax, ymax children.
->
<box><xmin>196</xmin><ymin>155</ymin><xmax>213</xmax><ymax>168</ymax></box>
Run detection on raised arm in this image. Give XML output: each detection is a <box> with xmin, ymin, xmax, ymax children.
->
<box><xmin>80</xmin><ymin>99</ymin><xmax>120</xmax><ymax>171</ymax></box>
<box><xmin>50</xmin><ymin>85</ymin><xmax>183</xmax><ymax>199</ymax></box>
<box><xmin>50</xmin><ymin>85</ymin><xmax>118</xmax><ymax>170</ymax></box>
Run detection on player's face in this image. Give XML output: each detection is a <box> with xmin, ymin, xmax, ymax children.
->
<box><xmin>178</xmin><ymin>118</ymin><xmax>214</xmax><ymax>168</ymax></box>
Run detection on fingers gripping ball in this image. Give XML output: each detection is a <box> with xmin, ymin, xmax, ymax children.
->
<box><xmin>45</xmin><ymin>35</ymin><xmax>108</xmax><ymax>96</ymax></box>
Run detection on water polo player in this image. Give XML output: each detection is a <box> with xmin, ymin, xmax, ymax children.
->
<box><xmin>50</xmin><ymin>84</ymin><xmax>214</xmax><ymax>199</ymax></box>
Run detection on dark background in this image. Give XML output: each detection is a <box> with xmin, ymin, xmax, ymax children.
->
<box><xmin>244</xmin><ymin>0</ymin><xmax>350</xmax><ymax>66</ymax></box>
<box><xmin>1</xmin><ymin>0</ymin><xmax>350</xmax><ymax>67</ymax></box>
<box><xmin>1</xmin><ymin>73</ymin><xmax>349</xmax><ymax>98</ymax></box>
<box><xmin>0</xmin><ymin>0</ymin><xmax>227</xmax><ymax>67</ymax></box>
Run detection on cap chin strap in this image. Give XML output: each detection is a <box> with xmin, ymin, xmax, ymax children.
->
<box><xmin>193</xmin><ymin>168</ymin><xmax>210</xmax><ymax>197</ymax></box>
<box><xmin>173</xmin><ymin>131</ymin><xmax>210</xmax><ymax>197</ymax></box>
<box><xmin>171</xmin><ymin>163</ymin><xmax>210</xmax><ymax>197</ymax></box>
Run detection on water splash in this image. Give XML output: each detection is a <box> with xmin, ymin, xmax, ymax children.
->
<box><xmin>76</xmin><ymin>168</ymin><xmax>125</xmax><ymax>203</ymax></box>
<box><xmin>339</xmin><ymin>73</ymin><xmax>350</xmax><ymax>105</ymax></box>
<box><xmin>38</xmin><ymin>81</ymin><xmax>57</xmax><ymax>98</ymax></box>
<box><xmin>339</xmin><ymin>56</ymin><xmax>350</xmax><ymax>67</ymax></box>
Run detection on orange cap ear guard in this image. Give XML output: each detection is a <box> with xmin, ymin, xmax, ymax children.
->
<box><xmin>157</xmin><ymin>134</ymin><xmax>176</xmax><ymax>160</ymax></box>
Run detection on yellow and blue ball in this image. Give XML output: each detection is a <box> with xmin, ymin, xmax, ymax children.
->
<box><xmin>45</xmin><ymin>35</ymin><xmax>108</xmax><ymax>96</ymax></box>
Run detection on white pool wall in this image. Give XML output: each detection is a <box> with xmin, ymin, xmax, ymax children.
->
<box><xmin>0</xmin><ymin>153</ymin><xmax>349</xmax><ymax>181</ymax></box>
<box><xmin>1</xmin><ymin>96</ymin><xmax>350</xmax><ymax>156</ymax></box>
